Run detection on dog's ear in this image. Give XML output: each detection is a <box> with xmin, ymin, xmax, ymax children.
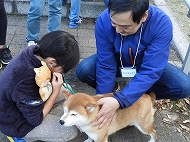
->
<box><xmin>86</xmin><ymin>103</ymin><xmax>97</xmax><ymax>113</ymax></box>
<box><xmin>93</xmin><ymin>93</ymin><xmax>114</xmax><ymax>101</ymax></box>
<box><xmin>62</xmin><ymin>90</ymin><xmax>71</xmax><ymax>99</ymax></box>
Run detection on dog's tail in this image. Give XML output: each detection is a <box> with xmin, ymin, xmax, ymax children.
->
<box><xmin>149</xmin><ymin>92</ymin><xmax>156</xmax><ymax>106</ymax></box>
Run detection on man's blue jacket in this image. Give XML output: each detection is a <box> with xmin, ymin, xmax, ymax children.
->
<box><xmin>95</xmin><ymin>5</ymin><xmax>173</xmax><ymax>108</ymax></box>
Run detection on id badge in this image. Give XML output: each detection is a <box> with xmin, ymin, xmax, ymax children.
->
<box><xmin>120</xmin><ymin>67</ymin><xmax>136</xmax><ymax>77</ymax></box>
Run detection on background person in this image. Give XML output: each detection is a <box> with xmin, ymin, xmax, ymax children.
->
<box><xmin>0</xmin><ymin>0</ymin><xmax>12</xmax><ymax>68</ymax></box>
<box><xmin>67</xmin><ymin>0</ymin><xmax>82</xmax><ymax>28</ymax></box>
<box><xmin>26</xmin><ymin>0</ymin><xmax>62</xmax><ymax>46</ymax></box>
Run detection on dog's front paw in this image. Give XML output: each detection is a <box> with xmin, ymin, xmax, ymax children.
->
<box><xmin>84</xmin><ymin>137</ymin><xmax>93</xmax><ymax>142</ymax></box>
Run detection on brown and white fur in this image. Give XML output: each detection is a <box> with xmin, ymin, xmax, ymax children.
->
<box><xmin>60</xmin><ymin>91</ymin><xmax>156</xmax><ymax>142</ymax></box>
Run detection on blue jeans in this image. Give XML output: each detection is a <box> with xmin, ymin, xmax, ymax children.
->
<box><xmin>26</xmin><ymin>0</ymin><xmax>62</xmax><ymax>42</ymax></box>
<box><xmin>104</xmin><ymin>0</ymin><xmax>109</xmax><ymax>8</ymax></box>
<box><xmin>76</xmin><ymin>54</ymin><xmax>190</xmax><ymax>99</ymax></box>
<box><xmin>69</xmin><ymin>0</ymin><xmax>81</xmax><ymax>22</ymax></box>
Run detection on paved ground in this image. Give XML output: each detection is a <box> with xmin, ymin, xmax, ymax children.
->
<box><xmin>0</xmin><ymin>0</ymin><xmax>190</xmax><ymax>141</ymax></box>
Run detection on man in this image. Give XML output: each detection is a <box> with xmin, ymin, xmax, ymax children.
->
<box><xmin>26</xmin><ymin>0</ymin><xmax>62</xmax><ymax>46</ymax></box>
<box><xmin>76</xmin><ymin>0</ymin><xmax>190</xmax><ymax>128</ymax></box>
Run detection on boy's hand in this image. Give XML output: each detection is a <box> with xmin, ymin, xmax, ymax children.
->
<box><xmin>51</xmin><ymin>72</ymin><xmax>63</xmax><ymax>94</ymax></box>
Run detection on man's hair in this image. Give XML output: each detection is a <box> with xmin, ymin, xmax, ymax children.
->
<box><xmin>108</xmin><ymin>0</ymin><xmax>149</xmax><ymax>24</ymax></box>
<box><xmin>35</xmin><ymin>31</ymin><xmax>80</xmax><ymax>73</ymax></box>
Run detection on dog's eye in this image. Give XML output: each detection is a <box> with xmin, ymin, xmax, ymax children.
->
<box><xmin>72</xmin><ymin>114</ymin><xmax>77</xmax><ymax>116</ymax></box>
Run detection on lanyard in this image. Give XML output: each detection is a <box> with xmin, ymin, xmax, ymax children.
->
<box><xmin>120</xmin><ymin>24</ymin><xmax>143</xmax><ymax>68</ymax></box>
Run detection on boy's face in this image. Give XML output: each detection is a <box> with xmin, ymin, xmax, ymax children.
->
<box><xmin>51</xmin><ymin>65</ymin><xmax>64</xmax><ymax>74</ymax></box>
<box><xmin>45</xmin><ymin>57</ymin><xmax>64</xmax><ymax>74</ymax></box>
<box><xmin>110</xmin><ymin>10</ymin><xmax>148</xmax><ymax>36</ymax></box>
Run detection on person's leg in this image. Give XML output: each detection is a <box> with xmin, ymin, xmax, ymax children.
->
<box><xmin>76</xmin><ymin>54</ymin><xmax>121</xmax><ymax>90</ymax></box>
<box><xmin>47</xmin><ymin>0</ymin><xmax>62</xmax><ymax>33</ymax></box>
<box><xmin>0</xmin><ymin>0</ymin><xmax>7</xmax><ymax>46</ymax></box>
<box><xmin>62</xmin><ymin>0</ymin><xmax>66</xmax><ymax>6</ymax></box>
<box><xmin>26</xmin><ymin>0</ymin><xmax>45</xmax><ymax>43</ymax></box>
<box><xmin>0</xmin><ymin>0</ymin><xmax>12</xmax><ymax>65</ymax></box>
<box><xmin>24</xmin><ymin>114</ymin><xmax>78</xmax><ymax>142</ymax></box>
<box><xmin>69</xmin><ymin>0</ymin><xmax>82</xmax><ymax>28</ymax></box>
<box><xmin>76</xmin><ymin>54</ymin><xmax>97</xmax><ymax>88</ymax></box>
<box><xmin>147</xmin><ymin>63</ymin><xmax>190</xmax><ymax>99</ymax></box>
<box><xmin>104</xmin><ymin>0</ymin><xmax>109</xmax><ymax>8</ymax></box>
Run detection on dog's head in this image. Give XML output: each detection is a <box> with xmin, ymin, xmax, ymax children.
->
<box><xmin>60</xmin><ymin>91</ymin><xmax>102</xmax><ymax>127</ymax></box>
<box><xmin>60</xmin><ymin>91</ymin><xmax>114</xmax><ymax>127</ymax></box>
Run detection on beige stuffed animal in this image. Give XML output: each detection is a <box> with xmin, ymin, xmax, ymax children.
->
<box><xmin>34</xmin><ymin>61</ymin><xmax>52</xmax><ymax>101</ymax></box>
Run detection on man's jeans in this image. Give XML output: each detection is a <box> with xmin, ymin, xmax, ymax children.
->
<box><xmin>26</xmin><ymin>0</ymin><xmax>62</xmax><ymax>42</ymax></box>
<box><xmin>76</xmin><ymin>54</ymin><xmax>190</xmax><ymax>99</ymax></box>
<box><xmin>104</xmin><ymin>0</ymin><xmax>109</xmax><ymax>8</ymax></box>
<box><xmin>69</xmin><ymin>0</ymin><xmax>81</xmax><ymax>22</ymax></box>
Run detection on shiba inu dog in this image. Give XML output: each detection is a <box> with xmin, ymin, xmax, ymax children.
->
<box><xmin>60</xmin><ymin>91</ymin><xmax>156</xmax><ymax>142</ymax></box>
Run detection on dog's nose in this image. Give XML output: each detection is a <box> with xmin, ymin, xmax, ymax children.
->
<box><xmin>59</xmin><ymin>119</ymin><xmax>65</xmax><ymax>125</ymax></box>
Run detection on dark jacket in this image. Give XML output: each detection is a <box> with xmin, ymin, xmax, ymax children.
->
<box><xmin>0</xmin><ymin>46</ymin><xmax>44</xmax><ymax>137</ymax></box>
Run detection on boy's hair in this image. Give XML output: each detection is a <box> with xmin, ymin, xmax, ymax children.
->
<box><xmin>108</xmin><ymin>0</ymin><xmax>149</xmax><ymax>24</ymax></box>
<box><xmin>34</xmin><ymin>31</ymin><xmax>80</xmax><ymax>73</ymax></box>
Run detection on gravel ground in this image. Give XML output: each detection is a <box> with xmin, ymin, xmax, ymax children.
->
<box><xmin>157</xmin><ymin>0</ymin><xmax>190</xmax><ymax>137</ymax></box>
<box><xmin>165</xmin><ymin>0</ymin><xmax>190</xmax><ymax>42</ymax></box>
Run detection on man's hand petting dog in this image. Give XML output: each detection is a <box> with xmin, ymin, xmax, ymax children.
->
<box><xmin>93</xmin><ymin>97</ymin><xmax>120</xmax><ymax>129</ymax></box>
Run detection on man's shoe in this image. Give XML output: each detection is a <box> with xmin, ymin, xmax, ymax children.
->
<box><xmin>69</xmin><ymin>17</ymin><xmax>83</xmax><ymax>29</ymax></box>
<box><xmin>113</xmin><ymin>81</ymin><xmax>120</xmax><ymax>92</ymax></box>
<box><xmin>0</xmin><ymin>45</ymin><xmax>13</xmax><ymax>64</ymax></box>
<box><xmin>28</xmin><ymin>41</ymin><xmax>36</xmax><ymax>47</ymax></box>
<box><xmin>0</xmin><ymin>62</ymin><xmax>2</xmax><ymax>69</ymax></box>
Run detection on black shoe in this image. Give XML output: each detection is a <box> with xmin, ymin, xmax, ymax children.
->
<box><xmin>0</xmin><ymin>62</ymin><xmax>2</xmax><ymax>69</ymax></box>
<box><xmin>0</xmin><ymin>45</ymin><xmax>13</xmax><ymax>64</ymax></box>
<box><xmin>113</xmin><ymin>81</ymin><xmax>120</xmax><ymax>92</ymax></box>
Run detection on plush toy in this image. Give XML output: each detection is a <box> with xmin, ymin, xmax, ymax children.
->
<box><xmin>34</xmin><ymin>61</ymin><xmax>52</xmax><ymax>101</ymax></box>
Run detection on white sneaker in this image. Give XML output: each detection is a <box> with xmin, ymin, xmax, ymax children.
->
<box><xmin>0</xmin><ymin>62</ymin><xmax>2</xmax><ymax>69</ymax></box>
<box><xmin>28</xmin><ymin>41</ymin><xmax>36</xmax><ymax>47</ymax></box>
